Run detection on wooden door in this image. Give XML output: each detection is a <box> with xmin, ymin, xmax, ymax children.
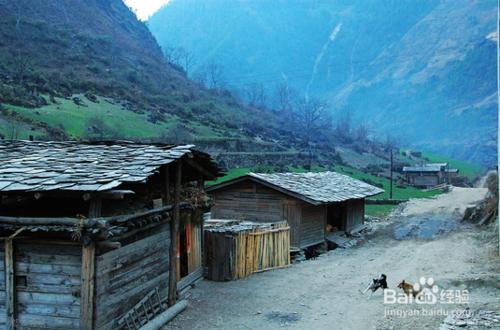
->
<box><xmin>283</xmin><ymin>201</ymin><xmax>301</xmax><ymax>249</ymax></box>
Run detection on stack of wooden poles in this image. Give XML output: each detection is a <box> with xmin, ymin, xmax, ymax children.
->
<box><xmin>204</xmin><ymin>220</ymin><xmax>290</xmax><ymax>281</ymax></box>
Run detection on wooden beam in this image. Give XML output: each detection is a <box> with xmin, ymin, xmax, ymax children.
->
<box><xmin>0</xmin><ymin>216</ymin><xmax>106</xmax><ymax>228</ymax></box>
<box><xmin>185</xmin><ymin>158</ymin><xmax>215</xmax><ymax>180</ymax></box>
<box><xmin>109</xmin><ymin>221</ymin><xmax>168</xmax><ymax>242</ymax></box>
<box><xmin>81</xmin><ymin>242</ymin><xmax>96</xmax><ymax>330</ymax></box>
<box><xmin>168</xmin><ymin>161</ymin><xmax>182</xmax><ymax>306</ymax></box>
<box><xmin>4</xmin><ymin>238</ymin><xmax>15</xmax><ymax>330</ymax></box>
<box><xmin>83</xmin><ymin>190</ymin><xmax>135</xmax><ymax>201</ymax></box>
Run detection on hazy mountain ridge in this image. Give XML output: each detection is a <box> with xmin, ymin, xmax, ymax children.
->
<box><xmin>149</xmin><ymin>0</ymin><xmax>497</xmax><ymax>166</ymax></box>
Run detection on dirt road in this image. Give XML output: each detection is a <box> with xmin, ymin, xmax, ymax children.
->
<box><xmin>165</xmin><ymin>187</ymin><xmax>499</xmax><ymax>330</ymax></box>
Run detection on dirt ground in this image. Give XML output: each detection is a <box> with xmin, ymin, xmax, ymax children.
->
<box><xmin>165</xmin><ymin>187</ymin><xmax>499</xmax><ymax>330</ymax></box>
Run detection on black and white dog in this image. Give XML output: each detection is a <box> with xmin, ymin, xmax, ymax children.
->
<box><xmin>361</xmin><ymin>274</ymin><xmax>388</xmax><ymax>296</ymax></box>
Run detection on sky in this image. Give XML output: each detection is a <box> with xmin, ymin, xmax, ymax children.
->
<box><xmin>124</xmin><ymin>0</ymin><xmax>170</xmax><ymax>20</ymax></box>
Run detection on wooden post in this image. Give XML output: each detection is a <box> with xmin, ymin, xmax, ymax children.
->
<box><xmin>4</xmin><ymin>239</ymin><xmax>15</xmax><ymax>330</ymax></box>
<box><xmin>81</xmin><ymin>242</ymin><xmax>96</xmax><ymax>330</ymax></box>
<box><xmin>163</xmin><ymin>166</ymin><xmax>171</xmax><ymax>205</ymax></box>
<box><xmin>168</xmin><ymin>161</ymin><xmax>182</xmax><ymax>306</ymax></box>
<box><xmin>81</xmin><ymin>197</ymin><xmax>100</xmax><ymax>329</ymax></box>
<box><xmin>389</xmin><ymin>148</ymin><xmax>393</xmax><ymax>199</ymax></box>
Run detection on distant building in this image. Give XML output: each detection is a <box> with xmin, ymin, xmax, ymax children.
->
<box><xmin>402</xmin><ymin>162</ymin><xmax>459</xmax><ymax>187</ymax></box>
<box><xmin>206</xmin><ymin>172</ymin><xmax>384</xmax><ymax>251</ymax></box>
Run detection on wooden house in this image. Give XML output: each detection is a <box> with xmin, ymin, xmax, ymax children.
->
<box><xmin>402</xmin><ymin>163</ymin><xmax>459</xmax><ymax>188</ymax></box>
<box><xmin>0</xmin><ymin>141</ymin><xmax>221</xmax><ymax>330</ymax></box>
<box><xmin>206</xmin><ymin>172</ymin><xmax>384</xmax><ymax>251</ymax></box>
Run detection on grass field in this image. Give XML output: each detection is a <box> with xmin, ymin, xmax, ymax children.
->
<box><xmin>365</xmin><ymin>204</ymin><xmax>398</xmax><ymax>217</ymax></box>
<box><xmin>2</xmin><ymin>94</ymin><xmax>224</xmax><ymax>139</ymax></box>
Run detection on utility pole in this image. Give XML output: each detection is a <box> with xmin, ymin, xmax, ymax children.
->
<box><xmin>390</xmin><ymin>148</ymin><xmax>393</xmax><ymax>200</ymax></box>
<box><xmin>496</xmin><ymin>1</ymin><xmax>499</xmax><ymax>255</ymax></box>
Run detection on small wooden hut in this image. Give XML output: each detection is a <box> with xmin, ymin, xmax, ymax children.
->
<box><xmin>204</xmin><ymin>220</ymin><xmax>290</xmax><ymax>281</ymax></box>
<box><xmin>207</xmin><ymin>172</ymin><xmax>384</xmax><ymax>251</ymax></box>
<box><xmin>402</xmin><ymin>163</ymin><xmax>458</xmax><ymax>187</ymax></box>
<box><xmin>0</xmin><ymin>141</ymin><xmax>222</xmax><ymax>329</ymax></box>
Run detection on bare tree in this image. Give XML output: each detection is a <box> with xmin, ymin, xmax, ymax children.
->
<box><xmin>334</xmin><ymin>108</ymin><xmax>352</xmax><ymax>140</ymax></box>
<box><xmin>245</xmin><ymin>83</ymin><xmax>267</xmax><ymax>109</ymax></box>
<box><xmin>275</xmin><ymin>82</ymin><xmax>293</xmax><ymax>113</ymax></box>
<box><xmin>354</xmin><ymin>123</ymin><xmax>369</xmax><ymax>141</ymax></box>
<box><xmin>12</xmin><ymin>0</ymin><xmax>31</xmax><ymax>84</ymax></box>
<box><xmin>13</xmin><ymin>50</ymin><xmax>31</xmax><ymax>84</ymax></box>
<box><xmin>163</xmin><ymin>47</ymin><xmax>195</xmax><ymax>75</ymax></box>
<box><xmin>193</xmin><ymin>70</ymin><xmax>207</xmax><ymax>87</ymax></box>
<box><xmin>163</xmin><ymin>47</ymin><xmax>179</xmax><ymax>64</ymax></box>
<box><xmin>177</xmin><ymin>48</ymin><xmax>195</xmax><ymax>75</ymax></box>
<box><xmin>206</xmin><ymin>63</ymin><xmax>224</xmax><ymax>90</ymax></box>
<box><xmin>384</xmin><ymin>134</ymin><xmax>401</xmax><ymax>151</ymax></box>
<box><xmin>294</xmin><ymin>97</ymin><xmax>332</xmax><ymax>168</ymax></box>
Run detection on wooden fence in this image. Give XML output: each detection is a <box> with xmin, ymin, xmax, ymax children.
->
<box><xmin>204</xmin><ymin>221</ymin><xmax>290</xmax><ymax>281</ymax></box>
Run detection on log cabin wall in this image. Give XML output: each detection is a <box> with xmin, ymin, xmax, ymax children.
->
<box><xmin>0</xmin><ymin>242</ymin><xmax>82</xmax><ymax>329</ymax></box>
<box><xmin>211</xmin><ymin>181</ymin><xmax>286</xmax><ymax>222</ymax></box>
<box><xmin>411</xmin><ymin>174</ymin><xmax>439</xmax><ymax>187</ymax></box>
<box><xmin>344</xmin><ymin>198</ymin><xmax>365</xmax><ymax>233</ymax></box>
<box><xmin>0</xmin><ymin>246</ymin><xmax>6</xmax><ymax>328</ymax></box>
<box><xmin>282</xmin><ymin>201</ymin><xmax>301</xmax><ymax>249</ymax></box>
<box><xmin>210</xmin><ymin>180</ymin><xmax>327</xmax><ymax>250</ymax></box>
<box><xmin>94</xmin><ymin>224</ymin><xmax>170</xmax><ymax>330</ymax></box>
<box><xmin>299</xmin><ymin>203</ymin><xmax>326</xmax><ymax>248</ymax></box>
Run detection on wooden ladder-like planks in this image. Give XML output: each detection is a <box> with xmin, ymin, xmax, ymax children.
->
<box><xmin>204</xmin><ymin>223</ymin><xmax>290</xmax><ymax>281</ymax></box>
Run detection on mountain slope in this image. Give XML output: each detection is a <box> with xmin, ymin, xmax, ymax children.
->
<box><xmin>149</xmin><ymin>0</ymin><xmax>497</xmax><ymax>166</ymax></box>
<box><xmin>0</xmin><ymin>0</ymin><xmax>280</xmax><ymax>142</ymax></box>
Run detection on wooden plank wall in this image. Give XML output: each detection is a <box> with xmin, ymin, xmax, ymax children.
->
<box><xmin>345</xmin><ymin>199</ymin><xmax>365</xmax><ymax>233</ymax></box>
<box><xmin>282</xmin><ymin>201</ymin><xmax>301</xmax><ymax>249</ymax></box>
<box><xmin>413</xmin><ymin>175</ymin><xmax>439</xmax><ymax>187</ymax></box>
<box><xmin>204</xmin><ymin>223</ymin><xmax>290</xmax><ymax>281</ymax></box>
<box><xmin>94</xmin><ymin>225</ymin><xmax>170</xmax><ymax>330</ymax></box>
<box><xmin>0</xmin><ymin>245</ymin><xmax>5</xmax><ymax>328</ymax></box>
<box><xmin>15</xmin><ymin>242</ymin><xmax>82</xmax><ymax>329</ymax></box>
<box><xmin>300</xmin><ymin>204</ymin><xmax>326</xmax><ymax>248</ymax></box>
<box><xmin>204</xmin><ymin>231</ymin><xmax>234</xmax><ymax>281</ymax></box>
<box><xmin>211</xmin><ymin>181</ymin><xmax>285</xmax><ymax>222</ymax></box>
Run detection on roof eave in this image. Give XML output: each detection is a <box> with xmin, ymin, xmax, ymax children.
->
<box><xmin>206</xmin><ymin>175</ymin><xmax>322</xmax><ymax>205</ymax></box>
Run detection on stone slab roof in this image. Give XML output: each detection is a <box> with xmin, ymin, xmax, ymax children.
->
<box><xmin>403</xmin><ymin>165</ymin><xmax>442</xmax><ymax>172</ymax></box>
<box><xmin>207</xmin><ymin>171</ymin><xmax>384</xmax><ymax>204</ymax></box>
<box><xmin>0</xmin><ymin>140</ymin><xmax>221</xmax><ymax>193</ymax></box>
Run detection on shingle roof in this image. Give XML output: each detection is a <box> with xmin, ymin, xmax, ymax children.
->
<box><xmin>0</xmin><ymin>140</ymin><xmax>221</xmax><ymax>193</ymax></box>
<box><xmin>208</xmin><ymin>171</ymin><xmax>384</xmax><ymax>204</ymax></box>
<box><xmin>403</xmin><ymin>162</ymin><xmax>452</xmax><ymax>173</ymax></box>
<box><xmin>427</xmin><ymin>162</ymin><xmax>448</xmax><ymax>167</ymax></box>
<box><xmin>402</xmin><ymin>165</ymin><xmax>442</xmax><ymax>172</ymax></box>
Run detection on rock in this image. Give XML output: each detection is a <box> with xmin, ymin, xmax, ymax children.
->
<box><xmin>72</xmin><ymin>96</ymin><xmax>87</xmax><ymax>107</ymax></box>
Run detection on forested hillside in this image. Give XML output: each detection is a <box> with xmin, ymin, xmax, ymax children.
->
<box><xmin>149</xmin><ymin>0</ymin><xmax>497</xmax><ymax>166</ymax></box>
